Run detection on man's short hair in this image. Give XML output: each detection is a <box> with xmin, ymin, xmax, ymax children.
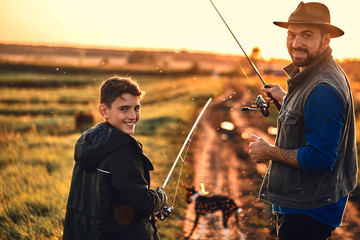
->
<box><xmin>100</xmin><ymin>76</ymin><xmax>144</xmax><ymax>108</ymax></box>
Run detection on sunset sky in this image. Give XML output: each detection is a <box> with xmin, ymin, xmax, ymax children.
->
<box><xmin>0</xmin><ymin>0</ymin><xmax>359</xmax><ymax>60</ymax></box>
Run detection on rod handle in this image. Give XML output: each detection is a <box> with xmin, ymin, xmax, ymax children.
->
<box><xmin>264</xmin><ymin>85</ymin><xmax>281</xmax><ymax>111</ymax></box>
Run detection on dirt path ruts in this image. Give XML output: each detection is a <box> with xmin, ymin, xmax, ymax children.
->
<box><xmin>182</xmin><ymin>80</ymin><xmax>360</xmax><ymax>239</ymax></box>
<box><xmin>182</xmin><ymin>84</ymin><xmax>276</xmax><ymax>240</ymax></box>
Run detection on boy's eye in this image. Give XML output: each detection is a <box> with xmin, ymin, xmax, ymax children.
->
<box><xmin>135</xmin><ymin>106</ymin><xmax>140</xmax><ymax>111</ymax></box>
<box><xmin>119</xmin><ymin>107</ymin><xmax>128</xmax><ymax>112</ymax></box>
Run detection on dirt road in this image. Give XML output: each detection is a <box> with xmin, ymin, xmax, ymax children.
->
<box><xmin>182</xmin><ymin>82</ymin><xmax>360</xmax><ymax>239</ymax></box>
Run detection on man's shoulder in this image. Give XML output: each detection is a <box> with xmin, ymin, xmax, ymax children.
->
<box><xmin>318</xmin><ymin>58</ymin><xmax>347</xmax><ymax>81</ymax></box>
<box><xmin>312</xmin><ymin>84</ymin><xmax>339</xmax><ymax>96</ymax></box>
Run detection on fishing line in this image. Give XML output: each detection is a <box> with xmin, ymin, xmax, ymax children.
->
<box><xmin>170</xmin><ymin>129</ymin><xmax>194</xmax><ymax>207</ymax></box>
<box><xmin>167</xmin><ymin>99</ymin><xmax>211</xmax><ymax>207</ymax></box>
<box><xmin>156</xmin><ymin>123</ymin><xmax>202</xmax><ymax>220</ymax></box>
<box><xmin>200</xmin><ymin>147</ymin><xmax>209</xmax><ymax>195</ymax></box>
<box><xmin>236</xmin><ymin>61</ymin><xmax>262</xmax><ymax>97</ymax></box>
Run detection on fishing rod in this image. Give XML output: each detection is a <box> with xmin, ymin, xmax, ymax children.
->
<box><xmin>209</xmin><ymin>0</ymin><xmax>281</xmax><ymax>111</ymax></box>
<box><xmin>162</xmin><ymin>97</ymin><xmax>212</xmax><ymax>189</ymax></box>
<box><xmin>156</xmin><ymin>98</ymin><xmax>212</xmax><ymax>221</ymax></box>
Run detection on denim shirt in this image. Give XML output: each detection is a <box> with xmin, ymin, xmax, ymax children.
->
<box><xmin>273</xmin><ymin>84</ymin><xmax>348</xmax><ymax>227</ymax></box>
<box><xmin>259</xmin><ymin>47</ymin><xmax>358</xmax><ymax>209</ymax></box>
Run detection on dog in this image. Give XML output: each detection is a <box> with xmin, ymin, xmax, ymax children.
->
<box><xmin>184</xmin><ymin>185</ymin><xmax>245</xmax><ymax>240</ymax></box>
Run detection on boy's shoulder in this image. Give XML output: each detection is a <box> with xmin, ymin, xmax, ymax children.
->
<box><xmin>79</xmin><ymin>122</ymin><xmax>133</xmax><ymax>147</ymax></box>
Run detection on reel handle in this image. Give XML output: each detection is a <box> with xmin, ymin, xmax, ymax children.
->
<box><xmin>155</xmin><ymin>204</ymin><xmax>174</xmax><ymax>221</ymax></box>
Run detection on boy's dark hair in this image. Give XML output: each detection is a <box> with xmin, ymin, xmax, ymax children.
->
<box><xmin>100</xmin><ymin>76</ymin><xmax>144</xmax><ymax>108</ymax></box>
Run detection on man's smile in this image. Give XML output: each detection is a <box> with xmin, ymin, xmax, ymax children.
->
<box><xmin>292</xmin><ymin>48</ymin><xmax>307</xmax><ymax>58</ymax></box>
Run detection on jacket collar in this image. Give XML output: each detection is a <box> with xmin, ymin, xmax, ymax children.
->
<box><xmin>284</xmin><ymin>47</ymin><xmax>333</xmax><ymax>87</ymax></box>
<box><xmin>100</xmin><ymin>122</ymin><xmax>154</xmax><ymax>171</ymax></box>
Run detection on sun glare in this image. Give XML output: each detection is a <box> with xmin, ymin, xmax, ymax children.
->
<box><xmin>0</xmin><ymin>0</ymin><xmax>359</xmax><ymax>60</ymax></box>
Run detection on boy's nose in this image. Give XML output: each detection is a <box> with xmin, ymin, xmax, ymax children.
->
<box><xmin>127</xmin><ymin>110</ymin><xmax>137</xmax><ymax>119</ymax></box>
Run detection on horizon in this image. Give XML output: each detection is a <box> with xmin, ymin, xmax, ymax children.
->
<box><xmin>1</xmin><ymin>0</ymin><xmax>359</xmax><ymax>61</ymax></box>
<box><xmin>0</xmin><ymin>41</ymin><xmax>290</xmax><ymax>60</ymax></box>
<box><xmin>2</xmin><ymin>42</ymin><xmax>359</xmax><ymax>63</ymax></box>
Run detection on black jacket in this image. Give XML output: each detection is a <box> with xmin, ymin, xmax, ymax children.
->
<box><xmin>63</xmin><ymin>122</ymin><xmax>167</xmax><ymax>240</ymax></box>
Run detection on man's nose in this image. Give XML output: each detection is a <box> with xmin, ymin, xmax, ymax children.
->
<box><xmin>292</xmin><ymin>36</ymin><xmax>303</xmax><ymax>48</ymax></box>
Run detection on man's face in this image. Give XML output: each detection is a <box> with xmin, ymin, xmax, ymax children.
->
<box><xmin>100</xmin><ymin>93</ymin><xmax>140</xmax><ymax>135</ymax></box>
<box><xmin>287</xmin><ymin>24</ymin><xmax>330</xmax><ymax>68</ymax></box>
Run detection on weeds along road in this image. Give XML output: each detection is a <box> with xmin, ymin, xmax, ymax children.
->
<box><xmin>182</xmin><ymin>79</ymin><xmax>360</xmax><ymax>240</ymax></box>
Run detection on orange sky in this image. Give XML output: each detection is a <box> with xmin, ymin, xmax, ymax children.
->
<box><xmin>0</xmin><ymin>0</ymin><xmax>359</xmax><ymax>60</ymax></box>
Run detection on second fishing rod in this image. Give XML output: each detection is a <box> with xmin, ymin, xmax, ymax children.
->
<box><xmin>209</xmin><ymin>0</ymin><xmax>282</xmax><ymax>112</ymax></box>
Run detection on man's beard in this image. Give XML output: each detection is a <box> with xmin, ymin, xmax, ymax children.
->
<box><xmin>290</xmin><ymin>47</ymin><xmax>321</xmax><ymax>67</ymax></box>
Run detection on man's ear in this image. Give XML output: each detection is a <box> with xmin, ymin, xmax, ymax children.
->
<box><xmin>321</xmin><ymin>33</ymin><xmax>331</xmax><ymax>51</ymax></box>
<box><xmin>99</xmin><ymin>104</ymin><xmax>109</xmax><ymax>119</ymax></box>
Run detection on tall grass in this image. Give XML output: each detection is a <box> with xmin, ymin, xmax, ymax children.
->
<box><xmin>0</xmin><ymin>133</ymin><xmax>77</xmax><ymax>239</ymax></box>
<box><xmin>1</xmin><ymin>69</ymin><xmax>359</xmax><ymax>239</ymax></box>
<box><xmin>0</xmin><ymin>72</ymin><xmax>226</xmax><ymax>239</ymax></box>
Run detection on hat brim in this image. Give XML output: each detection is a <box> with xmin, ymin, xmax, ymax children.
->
<box><xmin>273</xmin><ymin>21</ymin><xmax>344</xmax><ymax>38</ymax></box>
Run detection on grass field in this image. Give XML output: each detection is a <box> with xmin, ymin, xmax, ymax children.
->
<box><xmin>0</xmin><ymin>71</ymin><xmax>226</xmax><ymax>239</ymax></box>
<box><xmin>0</xmin><ymin>66</ymin><xmax>359</xmax><ymax>239</ymax></box>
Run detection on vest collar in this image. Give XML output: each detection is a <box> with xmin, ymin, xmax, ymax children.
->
<box><xmin>284</xmin><ymin>47</ymin><xmax>333</xmax><ymax>87</ymax></box>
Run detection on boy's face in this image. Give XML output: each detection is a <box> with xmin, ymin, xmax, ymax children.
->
<box><xmin>99</xmin><ymin>93</ymin><xmax>140</xmax><ymax>135</ymax></box>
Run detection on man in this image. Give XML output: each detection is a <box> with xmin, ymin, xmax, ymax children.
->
<box><xmin>249</xmin><ymin>2</ymin><xmax>358</xmax><ymax>240</ymax></box>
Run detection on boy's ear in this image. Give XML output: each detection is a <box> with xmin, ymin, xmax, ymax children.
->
<box><xmin>99</xmin><ymin>104</ymin><xmax>109</xmax><ymax>119</ymax></box>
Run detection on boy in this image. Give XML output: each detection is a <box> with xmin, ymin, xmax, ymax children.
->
<box><xmin>63</xmin><ymin>76</ymin><xmax>168</xmax><ymax>240</ymax></box>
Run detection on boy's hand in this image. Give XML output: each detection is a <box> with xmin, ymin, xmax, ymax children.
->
<box><xmin>154</xmin><ymin>187</ymin><xmax>173</xmax><ymax>221</ymax></box>
<box><xmin>155</xmin><ymin>187</ymin><xmax>168</xmax><ymax>209</ymax></box>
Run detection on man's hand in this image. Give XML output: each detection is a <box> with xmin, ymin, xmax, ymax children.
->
<box><xmin>262</xmin><ymin>84</ymin><xmax>287</xmax><ymax>105</ymax></box>
<box><xmin>249</xmin><ymin>134</ymin><xmax>272</xmax><ymax>163</ymax></box>
<box><xmin>249</xmin><ymin>134</ymin><xmax>300</xmax><ymax>168</ymax></box>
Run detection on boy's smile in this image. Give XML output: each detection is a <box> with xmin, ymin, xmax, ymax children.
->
<box><xmin>99</xmin><ymin>93</ymin><xmax>140</xmax><ymax>135</ymax></box>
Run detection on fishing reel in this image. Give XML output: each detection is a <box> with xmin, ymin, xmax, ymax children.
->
<box><xmin>241</xmin><ymin>95</ymin><xmax>270</xmax><ymax>117</ymax></box>
<box><xmin>155</xmin><ymin>202</ymin><xmax>174</xmax><ymax>221</ymax></box>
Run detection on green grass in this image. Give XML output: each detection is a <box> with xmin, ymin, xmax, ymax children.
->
<box><xmin>0</xmin><ymin>133</ymin><xmax>76</xmax><ymax>240</ymax></box>
<box><xmin>0</xmin><ymin>72</ymin><xmax>104</xmax><ymax>87</ymax></box>
<box><xmin>0</xmin><ymin>72</ymin><xmax>227</xmax><ymax>239</ymax></box>
<box><xmin>1</xmin><ymin>69</ymin><xmax>359</xmax><ymax>239</ymax></box>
